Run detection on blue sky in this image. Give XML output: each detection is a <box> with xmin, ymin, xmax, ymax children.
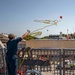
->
<box><xmin>0</xmin><ymin>0</ymin><xmax>75</xmax><ymax>37</ymax></box>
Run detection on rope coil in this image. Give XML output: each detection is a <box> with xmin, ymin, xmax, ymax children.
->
<box><xmin>28</xmin><ymin>19</ymin><xmax>61</xmax><ymax>37</ymax></box>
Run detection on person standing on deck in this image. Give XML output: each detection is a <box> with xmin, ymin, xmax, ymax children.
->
<box><xmin>6</xmin><ymin>30</ymin><xmax>30</xmax><ymax>75</ymax></box>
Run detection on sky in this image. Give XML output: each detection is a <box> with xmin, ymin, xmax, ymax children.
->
<box><xmin>0</xmin><ymin>0</ymin><xmax>75</xmax><ymax>37</ymax></box>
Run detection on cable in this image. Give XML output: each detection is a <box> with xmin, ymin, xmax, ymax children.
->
<box><xmin>18</xmin><ymin>47</ymin><xmax>32</xmax><ymax>68</ymax></box>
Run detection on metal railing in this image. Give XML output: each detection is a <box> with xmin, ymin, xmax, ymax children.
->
<box><xmin>0</xmin><ymin>48</ymin><xmax>7</xmax><ymax>75</ymax></box>
<box><xmin>1</xmin><ymin>48</ymin><xmax>75</xmax><ymax>75</ymax></box>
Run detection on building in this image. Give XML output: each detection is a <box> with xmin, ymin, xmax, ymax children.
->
<box><xmin>0</xmin><ymin>34</ymin><xmax>9</xmax><ymax>47</ymax></box>
<box><xmin>49</xmin><ymin>34</ymin><xmax>66</xmax><ymax>40</ymax></box>
<box><xmin>0</xmin><ymin>41</ymin><xmax>5</xmax><ymax>48</ymax></box>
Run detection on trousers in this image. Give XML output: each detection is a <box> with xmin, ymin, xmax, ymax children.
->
<box><xmin>6</xmin><ymin>55</ymin><xmax>18</xmax><ymax>75</ymax></box>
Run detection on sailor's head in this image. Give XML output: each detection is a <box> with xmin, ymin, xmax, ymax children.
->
<box><xmin>8</xmin><ymin>34</ymin><xmax>15</xmax><ymax>40</ymax></box>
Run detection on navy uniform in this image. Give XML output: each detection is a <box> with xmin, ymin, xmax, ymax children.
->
<box><xmin>6</xmin><ymin>37</ymin><xmax>22</xmax><ymax>75</ymax></box>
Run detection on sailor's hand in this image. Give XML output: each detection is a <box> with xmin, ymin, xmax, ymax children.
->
<box><xmin>22</xmin><ymin>30</ymin><xmax>30</xmax><ymax>39</ymax></box>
